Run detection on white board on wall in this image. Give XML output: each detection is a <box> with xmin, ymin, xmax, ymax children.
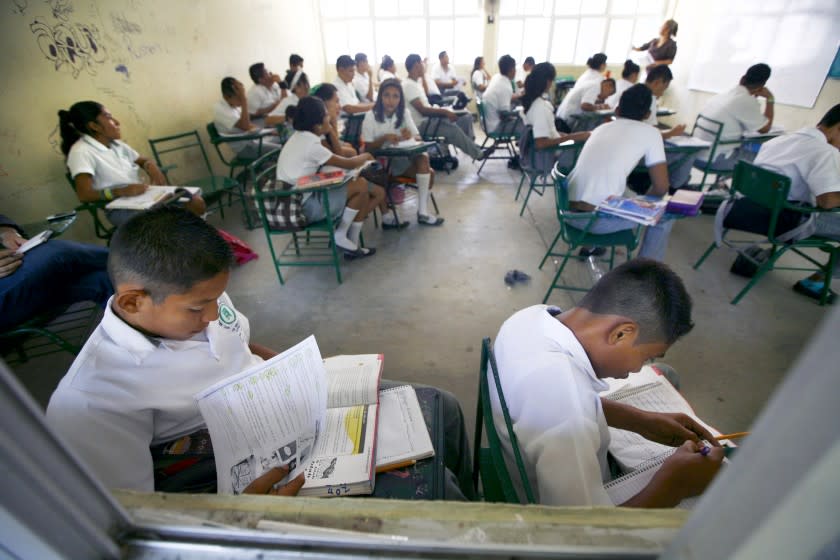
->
<box><xmin>686</xmin><ymin>0</ymin><xmax>840</xmax><ymax>108</ymax></box>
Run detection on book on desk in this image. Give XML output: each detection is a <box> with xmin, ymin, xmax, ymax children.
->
<box><xmin>295</xmin><ymin>160</ymin><xmax>374</xmax><ymax>190</ymax></box>
<box><xmin>105</xmin><ymin>186</ymin><xmax>200</xmax><ymax>210</ymax></box>
<box><xmin>196</xmin><ymin>336</ymin><xmax>434</xmax><ymax>498</ymax></box>
<box><xmin>597</xmin><ymin>195</ymin><xmax>668</xmax><ymax>225</ymax></box>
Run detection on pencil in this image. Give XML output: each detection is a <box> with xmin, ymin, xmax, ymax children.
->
<box><xmin>375</xmin><ymin>459</ymin><xmax>416</xmax><ymax>474</ymax></box>
<box><xmin>714</xmin><ymin>432</ymin><xmax>750</xmax><ymax>441</ymax></box>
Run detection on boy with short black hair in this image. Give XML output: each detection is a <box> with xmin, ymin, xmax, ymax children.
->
<box><xmin>353</xmin><ymin>52</ymin><xmax>375</xmax><ymax>103</ymax></box>
<box><xmin>333</xmin><ymin>55</ymin><xmax>374</xmax><ymax>114</ymax></box>
<box><xmin>214</xmin><ymin>77</ymin><xmax>283</xmax><ymax>159</ymax></box>
<box><xmin>492</xmin><ymin>259</ymin><xmax>724</xmax><ymax>507</ymax></box>
<box><xmin>247</xmin><ymin>62</ymin><xmax>286</xmax><ymax>118</ymax></box>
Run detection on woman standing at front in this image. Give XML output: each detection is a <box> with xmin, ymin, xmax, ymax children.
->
<box><xmin>634</xmin><ymin>19</ymin><xmax>678</xmax><ymax>70</ymax></box>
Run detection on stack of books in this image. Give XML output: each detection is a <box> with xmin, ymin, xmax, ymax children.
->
<box><xmin>666</xmin><ymin>190</ymin><xmax>705</xmax><ymax>216</ymax></box>
<box><xmin>597</xmin><ymin>195</ymin><xmax>668</xmax><ymax>226</ymax></box>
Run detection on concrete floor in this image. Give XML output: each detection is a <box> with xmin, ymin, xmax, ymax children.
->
<box><xmin>9</xmin><ymin>150</ymin><xmax>834</xmax><ymax>448</ymax></box>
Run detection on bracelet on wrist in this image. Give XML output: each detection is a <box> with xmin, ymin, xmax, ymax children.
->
<box><xmin>766</xmin><ymin>97</ymin><xmax>775</xmax><ymax>104</ymax></box>
<box><xmin>101</xmin><ymin>188</ymin><xmax>114</xmax><ymax>201</ymax></box>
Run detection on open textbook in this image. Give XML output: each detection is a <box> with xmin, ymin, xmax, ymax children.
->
<box><xmin>296</xmin><ymin>160</ymin><xmax>375</xmax><ymax>190</ymax></box>
<box><xmin>375</xmin><ymin>385</ymin><xmax>434</xmax><ymax>470</ymax></box>
<box><xmin>195</xmin><ymin>337</ymin><xmax>384</xmax><ymax>497</ymax></box>
<box><xmin>105</xmin><ymin>186</ymin><xmax>201</xmax><ymax>210</ymax></box>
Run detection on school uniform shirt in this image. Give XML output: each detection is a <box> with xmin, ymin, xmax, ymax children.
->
<box><xmin>432</xmin><ymin>63</ymin><xmax>462</xmax><ymax>91</ymax></box>
<box><xmin>268</xmin><ymin>93</ymin><xmax>299</xmax><ymax>118</ymax></box>
<box><xmin>492</xmin><ymin>305</ymin><xmax>613</xmax><ymax>506</ymax></box>
<box><xmin>645</xmin><ymin>94</ymin><xmax>659</xmax><ymax>126</ymax></box>
<box><xmin>378</xmin><ymin>69</ymin><xmax>397</xmax><ymax>82</ymax></box>
<box><xmin>403</xmin><ymin>76</ymin><xmax>430</xmax><ymax>127</ymax></box>
<box><xmin>754</xmin><ymin>127</ymin><xmax>840</xmax><ymax>205</ymax></box>
<box><xmin>66</xmin><ymin>135</ymin><xmax>141</xmax><ymax>191</ymax></box>
<box><xmin>213</xmin><ymin>100</ymin><xmax>251</xmax><ymax>153</ymax></box>
<box><xmin>605</xmin><ymin>78</ymin><xmax>635</xmax><ymax>109</ymax></box>
<box><xmin>361</xmin><ymin>110</ymin><xmax>419</xmax><ymax>144</ymax></box>
<box><xmin>525</xmin><ymin>96</ymin><xmax>560</xmax><ymax>140</ymax></box>
<box><xmin>333</xmin><ymin>77</ymin><xmax>361</xmax><ymax>110</ymax></box>
<box><xmin>275</xmin><ymin>130</ymin><xmax>333</xmax><ymax>203</ymax></box>
<box><xmin>556</xmin><ymin>81</ymin><xmax>601</xmax><ymax>121</ymax></box>
<box><xmin>45</xmin><ymin>293</ymin><xmax>261</xmax><ymax>492</ymax></box>
<box><xmin>695</xmin><ymin>85</ymin><xmax>768</xmax><ymax>158</ymax></box>
<box><xmin>568</xmin><ymin>118</ymin><xmax>666</xmax><ymax>207</ymax></box>
<box><xmin>425</xmin><ymin>72</ymin><xmax>442</xmax><ymax>96</ymax></box>
<box><xmin>471</xmin><ymin>69</ymin><xmax>488</xmax><ymax>98</ymax></box>
<box><xmin>482</xmin><ymin>73</ymin><xmax>515</xmax><ymax>132</ymax></box>
<box><xmin>352</xmin><ymin>72</ymin><xmax>373</xmax><ymax>102</ymax></box>
<box><xmin>246</xmin><ymin>82</ymin><xmax>282</xmax><ymax>114</ymax></box>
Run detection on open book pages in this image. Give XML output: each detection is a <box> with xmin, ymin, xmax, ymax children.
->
<box><xmin>375</xmin><ymin>385</ymin><xmax>435</xmax><ymax>469</ymax></box>
<box><xmin>604</xmin><ymin>449</ymin><xmax>698</xmax><ymax>509</ymax></box>
<box><xmin>743</xmin><ymin>125</ymin><xmax>784</xmax><ymax>138</ymax></box>
<box><xmin>597</xmin><ymin>195</ymin><xmax>668</xmax><ymax>226</ymax></box>
<box><xmin>395</xmin><ymin>139</ymin><xmax>422</xmax><ymax>148</ymax></box>
<box><xmin>666</xmin><ymin>135</ymin><xmax>712</xmax><ymax>148</ymax></box>
<box><xmin>601</xmin><ymin>366</ymin><xmax>723</xmax><ymax>471</ymax></box>
<box><xmin>15</xmin><ymin>230</ymin><xmax>52</xmax><ymax>254</ymax></box>
<box><xmin>195</xmin><ymin>335</ymin><xmax>328</xmax><ymax>495</ymax></box>
<box><xmin>105</xmin><ymin>186</ymin><xmax>200</xmax><ymax>210</ymax></box>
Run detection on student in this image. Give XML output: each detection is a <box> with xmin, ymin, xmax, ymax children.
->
<box><xmin>634</xmin><ymin>19</ymin><xmax>679</xmax><ymax>69</ymax></box>
<box><xmin>605</xmin><ymin>59</ymin><xmax>640</xmax><ymax>109</ymax></box>
<box><xmin>284</xmin><ymin>53</ymin><xmax>304</xmax><ymax>90</ymax></box>
<box><xmin>567</xmin><ymin>84</ymin><xmax>674</xmax><ymax>261</ymax></box>
<box><xmin>482</xmin><ymin>54</ymin><xmax>522</xmax><ymax>134</ymax></box>
<box><xmin>643</xmin><ymin>65</ymin><xmax>684</xmax><ymax>137</ymax></box>
<box><xmin>214</xmin><ymin>77</ymin><xmax>284</xmax><ymax>160</ymax></box>
<box><xmin>379</xmin><ymin>55</ymin><xmax>398</xmax><ymax>82</ymax></box>
<box><xmin>431</xmin><ymin>50</ymin><xmax>470</xmax><ymax>109</ymax></box>
<box><xmin>266</xmin><ymin>72</ymin><xmax>310</xmax><ymax>127</ymax></box>
<box><xmin>353</xmin><ymin>52</ymin><xmax>375</xmax><ymax>103</ymax></box>
<box><xmin>522</xmin><ymin>63</ymin><xmax>590</xmax><ymax>151</ymax></box>
<box><xmin>695</xmin><ymin>63</ymin><xmax>775</xmax><ymax>172</ymax></box>
<box><xmin>46</xmin><ymin>207</ymin><xmax>475</xmax><ymax>499</ymax></box>
<box><xmin>246</xmin><ymin>62</ymin><xmax>285</xmax><ymax>119</ymax></box>
<box><xmin>0</xmin><ymin>213</ymin><xmax>112</xmax><ymax>331</ymax></box>
<box><xmin>515</xmin><ymin>56</ymin><xmax>535</xmax><ymax>92</ymax></box>
<box><xmin>555</xmin><ymin>53</ymin><xmax>608</xmax><ymax>129</ymax></box>
<box><xmin>60</xmin><ymin>101</ymin><xmax>206</xmax><ymax>227</ymax></box>
<box><xmin>493</xmin><ymin>259</ymin><xmax>724</xmax><ymax>506</ymax></box>
<box><xmin>362</xmin><ymin>78</ymin><xmax>444</xmax><ymax>227</ymax></box>
<box><xmin>279</xmin><ymin>94</ymin><xmax>381</xmax><ymax>257</ymax></box>
<box><xmin>45</xmin><ymin>208</ymin><xmax>305</xmax><ymax>496</ymax></box>
<box><xmin>402</xmin><ymin>54</ymin><xmax>489</xmax><ymax>162</ymax></box>
<box><xmin>471</xmin><ymin>56</ymin><xmax>490</xmax><ymax>98</ymax></box>
<box><xmin>556</xmin><ymin>78</ymin><xmax>616</xmax><ymax>132</ymax></box>
<box><xmin>753</xmin><ymin>104</ymin><xmax>840</xmax><ymax>301</ymax></box>
<box><xmin>332</xmin><ymin>55</ymin><xmax>374</xmax><ymax>114</ymax></box>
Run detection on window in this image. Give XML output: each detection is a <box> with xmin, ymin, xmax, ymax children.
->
<box><xmin>319</xmin><ymin>0</ymin><xmax>483</xmax><ymax>72</ymax></box>
<box><xmin>497</xmin><ymin>0</ymin><xmax>668</xmax><ymax>65</ymax></box>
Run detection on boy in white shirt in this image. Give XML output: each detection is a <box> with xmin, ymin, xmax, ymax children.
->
<box><xmin>403</xmin><ymin>54</ymin><xmax>490</xmax><ymax>162</ymax></box>
<box><xmin>246</xmin><ymin>62</ymin><xmax>285</xmax><ymax>119</ymax></box>
<box><xmin>515</xmin><ymin>56</ymin><xmax>535</xmax><ymax>93</ymax></box>
<box><xmin>353</xmin><ymin>52</ymin><xmax>375</xmax><ymax>103</ymax></box>
<box><xmin>214</xmin><ymin>77</ymin><xmax>283</xmax><ymax>160</ymax></box>
<box><xmin>754</xmin><ymin>104</ymin><xmax>840</xmax><ymax>301</ymax></box>
<box><xmin>567</xmin><ymin>84</ymin><xmax>674</xmax><ymax>261</ymax></box>
<box><xmin>556</xmin><ymin>78</ymin><xmax>615</xmax><ymax>132</ymax></box>
<box><xmin>332</xmin><ymin>55</ymin><xmax>374</xmax><ymax>114</ymax></box>
<box><xmin>492</xmin><ymin>259</ymin><xmax>723</xmax><ymax>506</ymax></box>
<box><xmin>695</xmin><ymin>63</ymin><xmax>775</xmax><ymax>170</ymax></box>
<box><xmin>431</xmin><ymin>50</ymin><xmax>470</xmax><ymax>109</ymax></box>
<box><xmin>482</xmin><ymin>54</ymin><xmax>523</xmax><ymax>134</ymax></box>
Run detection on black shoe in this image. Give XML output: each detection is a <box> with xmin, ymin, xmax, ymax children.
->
<box><xmin>578</xmin><ymin>247</ymin><xmax>606</xmax><ymax>258</ymax></box>
<box><xmin>507</xmin><ymin>156</ymin><xmax>521</xmax><ymax>170</ymax></box>
<box><xmin>381</xmin><ymin>219</ymin><xmax>409</xmax><ymax>230</ymax></box>
<box><xmin>478</xmin><ymin>146</ymin><xmax>496</xmax><ymax>161</ymax></box>
<box><xmin>343</xmin><ymin>247</ymin><xmax>376</xmax><ymax>260</ymax></box>
<box><xmin>792</xmin><ymin>279</ymin><xmax>836</xmax><ymax>304</ymax></box>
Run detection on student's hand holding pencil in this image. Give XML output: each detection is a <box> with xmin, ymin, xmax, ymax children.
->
<box><xmin>635</xmin><ymin>411</ymin><xmax>722</xmax><ymax>448</ymax></box>
<box><xmin>656</xmin><ymin>440</ymin><xmax>725</xmax><ymax>500</ymax></box>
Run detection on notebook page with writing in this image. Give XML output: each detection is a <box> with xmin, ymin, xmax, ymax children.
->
<box><xmin>375</xmin><ymin>385</ymin><xmax>434</xmax><ymax>469</ymax></box>
<box><xmin>604</xmin><ymin>449</ymin><xmax>698</xmax><ymax>509</ymax></box>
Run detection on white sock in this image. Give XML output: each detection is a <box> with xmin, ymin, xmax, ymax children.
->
<box><xmin>348</xmin><ymin>221</ymin><xmax>362</xmax><ymax>245</ymax></box>
<box><xmin>335</xmin><ymin>207</ymin><xmax>359</xmax><ymax>251</ymax></box>
<box><xmin>416</xmin><ymin>173</ymin><xmax>431</xmax><ymax>216</ymax></box>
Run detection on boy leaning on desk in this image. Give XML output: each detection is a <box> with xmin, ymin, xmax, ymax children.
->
<box><xmin>44</xmin><ymin>207</ymin><xmax>474</xmax><ymax>499</ymax></box>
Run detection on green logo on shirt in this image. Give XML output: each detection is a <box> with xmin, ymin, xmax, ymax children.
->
<box><xmin>218</xmin><ymin>303</ymin><xmax>236</xmax><ymax>325</ymax></box>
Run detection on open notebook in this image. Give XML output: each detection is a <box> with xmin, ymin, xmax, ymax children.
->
<box><xmin>604</xmin><ymin>449</ymin><xmax>699</xmax><ymax>509</ymax></box>
<box><xmin>375</xmin><ymin>385</ymin><xmax>434</xmax><ymax>471</ymax></box>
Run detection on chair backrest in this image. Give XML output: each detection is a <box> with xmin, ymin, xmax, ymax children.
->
<box><xmin>148</xmin><ymin>130</ymin><xmax>214</xmax><ymax>180</ymax></box>
<box><xmin>340</xmin><ymin>114</ymin><xmax>366</xmax><ymax>151</ymax></box>
<box><xmin>474</xmin><ymin>337</ymin><xmax>536</xmax><ymax>504</ymax></box>
<box><xmin>519</xmin><ymin>126</ymin><xmax>577</xmax><ymax>176</ymax></box>
<box><xmin>247</xmin><ymin>148</ymin><xmax>299</xmax><ymax>232</ymax></box>
<box><xmin>204</xmin><ymin>122</ymin><xmax>238</xmax><ymax>167</ymax></box>
<box><xmin>475</xmin><ymin>98</ymin><xmax>489</xmax><ymax>134</ymax></box>
<box><xmin>730</xmin><ymin>160</ymin><xmax>792</xmax><ymax>242</ymax></box>
<box><xmin>691</xmin><ymin>114</ymin><xmax>725</xmax><ymax>162</ymax></box>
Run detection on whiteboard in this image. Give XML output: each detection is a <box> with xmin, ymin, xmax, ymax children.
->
<box><xmin>686</xmin><ymin>0</ymin><xmax>840</xmax><ymax>108</ymax></box>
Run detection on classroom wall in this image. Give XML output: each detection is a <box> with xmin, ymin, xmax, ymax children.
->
<box><xmin>0</xmin><ymin>0</ymin><xmax>324</xmax><ymax>232</ymax></box>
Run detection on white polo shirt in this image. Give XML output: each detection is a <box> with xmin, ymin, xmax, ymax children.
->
<box><xmin>471</xmin><ymin>69</ymin><xmax>488</xmax><ymax>98</ymax></box>
<box><xmin>492</xmin><ymin>305</ymin><xmax>612</xmax><ymax>506</ymax></box>
<box><xmin>432</xmin><ymin>63</ymin><xmax>461</xmax><ymax>91</ymax></box>
<box><xmin>557</xmin><ymin>82</ymin><xmax>601</xmax><ymax>121</ymax></box>
<box><xmin>275</xmin><ymin>130</ymin><xmax>333</xmax><ymax>185</ymax></box>
<box><xmin>605</xmin><ymin>78</ymin><xmax>635</xmax><ymax>109</ymax></box>
<box><xmin>568</xmin><ymin>118</ymin><xmax>666</xmax><ymax>207</ymax></box>
<box><xmin>645</xmin><ymin>94</ymin><xmax>659</xmax><ymax>126</ymax></box>
<box><xmin>66</xmin><ymin>135</ymin><xmax>141</xmax><ymax>191</ymax></box>
<box><xmin>524</xmin><ymin>96</ymin><xmax>559</xmax><ymax>140</ymax></box>
<box><xmin>247</xmin><ymin>82</ymin><xmax>282</xmax><ymax>114</ymax></box>
<box><xmin>754</xmin><ymin>127</ymin><xmax>840</xmax><ymax>205</ymax></box>
<box><xmin>378</xmin><ymin>69</ymin><xmax>397</xmax><ymax>82</ymax></box>
<box><xmin>333</xmin><ymin>77</ymin><xmax>361</xmax><ymax>110</ymax></box>
<box><xmin>361</xmin><ymin>110</ymin><xmax>419</xmax><ymax>144</ymax></box>
<box><xmin>45</xmin><ymin>293</ymin><xmax>262</xmax><ymax>492</ymax></box>
<box><xmin>268</xmin><ymin>93</ymin><xmax>299</xmax><ymax>118</ymax></box>
<box><xmin>353</xmin><ymin>72</ymin><xmax>372</xmax><ymax>102</ymax></box>
<box><xmin>213</xmin><ymin>100</ymin><xmax>250</xmax><ymax>153</ymax></box>
<box><xmin>696</xmin><ymin>85</ymin><xmax>768</xmax><ymax>158</ymax></box>
<box><xmin>425</xmin><ymin>73</ymin><xmax>442</xmax><ymax>96</ymax></box>
<box><xmin>403</xmin><ymin>77</ymin><xmax>430</xmax><ymax>126</ymax></box>
<box><xmin>482</xmin><ymin>73</ymin><xmax>515</xmax><ymax>132</ymax></box>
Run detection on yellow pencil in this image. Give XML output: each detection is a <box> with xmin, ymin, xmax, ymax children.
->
<box><xmin>376</xmin><ymin>459</ymin><xmax>417</xmax><ymax>474</ymax></box>
<box><xmin>714</xmin><ymin>432</ymin><xmax>750</xmax><ymax>440</ymax></box>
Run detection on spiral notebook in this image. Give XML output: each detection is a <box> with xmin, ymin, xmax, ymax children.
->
<box><xmin>604</xmin><ymin>448</ymin><xmax>698</xmax><ymax>509</ymax></box>
<box><xmin>375</xmin><ymin>385</ymin><xmax>435</xmax><ymax>470</ymax></box>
